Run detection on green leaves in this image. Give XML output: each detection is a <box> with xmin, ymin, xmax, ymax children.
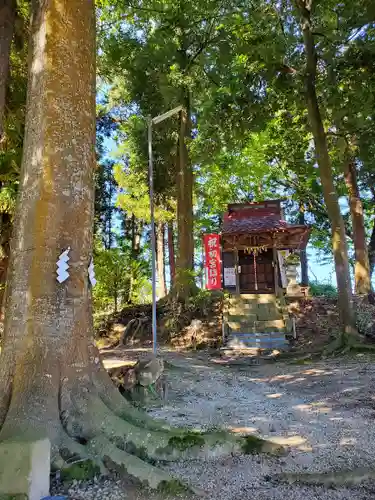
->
<box><xmin>93</xmin><ymin>242</ymin><xmax>151</xmax><ymax>311</ymax></box>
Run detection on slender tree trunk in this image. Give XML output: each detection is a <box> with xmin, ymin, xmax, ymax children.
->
<box><xmin>295</xmin><ymin>0</ymin><xmax>356</xmax><ymax>336</ymax></box>
<box><xmin>368</xmin><ymin>218</ymin><xmax>375</xmax><ymax>280</ymax></box>
<box><xmin>167</xmin><ymin>220</ymin><xmax>175</xmax><ymax>289</ymax></box>
<box><xmin>131</xmin><ymin>213</ymin><xmax>142</xmax><ymax>258</ymax></box>
<box><xmin>106</xmin><ymin>169</ymin><xmax>114</xmax><ymax>249</ymax></box>
<box><xmin>163</xmin><ymin>224</ymin><xmax>167</xmax><ymax>295</ymax></box>
<box><xmin>156</xmin><ymin>222</ymin><xmax>166</xmax><ymax>299</ymax></box>
<box><xmin>114</xmin><ymin>286</ymin><xmax>118</xmax><ymax>313</ymax></box>
<box><xmin>128</xmin><ymin>213</ymin><xmax>142</xmax><ymax>303</ymax></box>
<box><xmin>0</xmin><ymin>212</ymin><xmax>11</xmax><ymax>320</ymax></box>
<box><xmin>174</xmin><ymin>90</ymin><xmax>196</xmax><ymax>299</ymax></box>
<box><xmin>0</xmin><ymin>0</ymin><xmax>16</xmax><ymax>143</ymax></box>
<box><xmin>298</xmin><ymin>206</ymin><xmax>309</xmax><ymax>286</ymax></box>
<box><xmin>343</xmin><ymin>152</ymin><xmax>371</xmax><ymax>294</ymax></box>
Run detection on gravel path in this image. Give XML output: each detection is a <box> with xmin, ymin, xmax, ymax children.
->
<box><xmin>55</xmin><ymin>351</ymin><xmax>375</xmax><ymax>499</ymax></box>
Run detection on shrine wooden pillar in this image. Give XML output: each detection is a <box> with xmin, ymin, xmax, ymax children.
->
<box><xmin>234</xmin><ymin>247</ymin><xmax>240</xmax><ymax>295</ymax></box>
<box><xmin>272</xmin><ymin>241</ymin><xmax>279</xmax><ymax>297</ymax></box>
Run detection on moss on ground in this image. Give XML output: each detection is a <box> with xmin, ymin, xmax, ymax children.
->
<box><xmin>60</xmin><ymin>459</ymin><xmax>100</xmax><ymax>482</ymax></box>
<box><xmin>123</xmin><ymin>441</ymin><xmax>155</xmax><ymax>464</ymax></box>
<box><xmin>0</xmin><ymin>495</ymin><xmax>28</xmax><ymax>500</ymax></box>
<box><xmin>156</xmin><ymin>479</ymin><xmax>191</xmax><ymax>495</ymax></box>
<box><xmin>168</xmin><ymin>433</ymin><xmax>205</xmax><ymax>451</ymax></box>
<box><xmin>241</xmin><ymin>435</ymin><xmax>266</xmax><ymax>454</ymax></box>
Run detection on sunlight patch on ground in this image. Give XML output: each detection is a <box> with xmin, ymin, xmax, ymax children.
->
<box><xmin>294</xmin><ymin>402</ymin><xmax>332</xmax><ymax>414</ymax></box>
<box><xmin>340</xmin><ymin>386</ymin><xmax>364</xmax><ymax>393</ymax></box>
<box><xmin>340</xmin><ymin>437</ymin><xmax>357</xmax><ymax>446</ymax></box>
<box><xmin>302</xmin><ymin>369</ymin><xmax>335</xmax><ymax>376</ymax></box>
<box><xmin>266</xmin><ymin>392</ymin><xmax>284</xmax><ymax>398</ymax></box>
<box><xmin>269</xmin><ymin>374</ymin><xmax>295</xmax><ymax>382</ymax></box>
<box><xmin>252</xmin><ymin>416</ymin><xmax>272</xmax><ymax>423</ymax></box>
<box><xmin>268</xmin><ymin>435</ymin><xmax>310</xmax><ymax>449</ymax></box>
<box><xmin>285</xmin><ymin>377</ymin><xmax>307</xmax><ymax>384</ymax></box>
<box><xmin>103</xmin><ymin>358</ymin><xmax>135</xmax><ymax>369</ymax></box>
<box><xmin>227</xmin><ymin>426</ymin><xmax>259</xmax><ymax>434</ymax></box>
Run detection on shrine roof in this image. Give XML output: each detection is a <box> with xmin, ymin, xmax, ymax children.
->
<box><xmin>221</xmin><ymin>201</ymin><xmax>311</xmax><ymax>249</ymax></box>
<box><xmin>222</xmin><ymin>213</ymin><xmax>295</xmax><ymax>234</ymax></box>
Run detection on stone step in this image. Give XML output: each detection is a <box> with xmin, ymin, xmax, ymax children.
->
<box><xmin>226</xmin><ymin>313</ymin><xmax>258</xmax><ymax>322</ymax></box>
<box><xmin>227</xmin><ymin>295</ymin><xmax>286</xmax><ymax>308</ymax></box>
<box><xmin>227</xmin><ymin>319</ymin><xmax>285</xmax><ymax>332</ymax></box>
<box><xmin>240</xmin><ymin>293</ymin><xmax>277</xmax><ymax>300</ymax></box>
<box><xmin>228</xmin><ymin>296</ymin><xmax>277</xmax><ymax>305</ymax></box>
<box><xmin>227</xmin><ymin>302</ymin><xmax>284</xmax><ymax>311</ymax></box>
<box><xmin>229</xmin><ymin>306</ymin><xmax>284</xmax><ymax>316</ymax></box>
<box><xmin>227</xmin><ymin>312</ymin><xmax>283</xmax><ymax>323</ymax></box>
<box><xmin>227</xmin><ymin>332</ymin><xmax>287</xmax><ymax>349</ymax></box>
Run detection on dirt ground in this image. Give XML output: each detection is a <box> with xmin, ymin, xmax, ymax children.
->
<box><xmin>58</xmin><ymin>348</ymin><xmax>375</xmax><ymax>499</ymax></box>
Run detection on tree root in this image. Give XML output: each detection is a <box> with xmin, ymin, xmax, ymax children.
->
<box><xmin>70</xmin><ymin>393</ymin><xmax>284</xmax><ymax>463</ymax></box>
<box><xmin>93</xmin><ymin>359</ymin><xmax>181</xmax><ymax>433</ymax></box>
<box><xmin>88</xmin><ymin>435</ymin><xmax>187</xmax><ymax>492</ymax></box>
<box><xmin>323</xmin><ymin>334</ymin><xmax>375</xmax><ymax>357</ymax></box>
<box><xmin>0</xmin><ymin>343</ymin><xmax>285</xmax><ymax>494</ymax></box>
<box><xmin>277</xmin><ymin>467</ymin><xmax>375</xmax><ymax>487</ymax></box>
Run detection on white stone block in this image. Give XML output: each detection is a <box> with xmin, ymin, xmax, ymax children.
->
<box><xmin>0</xmin><ymin>438</ymin><xmax>50</xmax><ymax>500</ymax></box>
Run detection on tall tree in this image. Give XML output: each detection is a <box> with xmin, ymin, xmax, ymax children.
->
<box><xmin>342</xmin><ymin>145</ymin><xmax>371</xmax><ymax>294</ymax></box>
<box><xmin>99</xmin><ymin>0</ymin><xmax>242</xmax><ymax>300</ymax></box>
<box><xmin>156</xmin><ymin>222</ymin><xmax>167</xmax><ymax>299</ymax></box>
<box><xmin>167</xmin><ymin>220</ymin><xmax>176</xmax><ymax>287</ymax></box>
<box><xmin>295</xmin><ymin>0</ymin><xmax>356</xmax><ymax>335</ymax></box>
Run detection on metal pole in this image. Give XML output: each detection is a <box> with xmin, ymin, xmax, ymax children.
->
<box><xmin>148</xmin><ymin>118</ymin><xmax>157</xmax><ymax>355</ymax></box>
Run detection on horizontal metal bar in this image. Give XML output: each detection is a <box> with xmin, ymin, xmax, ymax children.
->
<box><xmin>152</xmin><ymin>105</ymin><xmax>183</xmax><ymax>124</ymax></box>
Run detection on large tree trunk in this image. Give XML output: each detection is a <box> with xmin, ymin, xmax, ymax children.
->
<box><xmin>298</xmin><ymin>205</ymin><xmax>309</xmax><ymax>286</ymax></box>
<box><xmin>167</xmin><ymin>220</ymin><xmax>175</xmax><ymax>290</ymax></box>
<box><xmin>173</xmin><ymin>92</ymin><xmax>196</xmax><ymax>299</ymax></box>
<box><xmin>296</xmin><ymin>0</ymin><xmax>357</xmax><ymax>337</ymax></box>
<box><xmin>0</xmin><ymin>0</ymin><xmax>97</xmax><ymax>443</ymax></box>
<box><xmin>155</xmin><ymin>222</ymin><xmax>167</xmax><ymax>299</ymax></box>
<box><xmin>0</xmin><ymin>0</ymin><xmax>16</xmax><ymax>143</ymax></box>
<box><xmin>343</xmin><ymin>152</ymin><xmax>371</xmax><ymax>294</ymax></box>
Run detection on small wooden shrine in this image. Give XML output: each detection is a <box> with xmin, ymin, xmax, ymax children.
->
<box><xmin>221</xmin><ymin>200</ymin><xmax>310</xmax><ymax>295</ymax></box>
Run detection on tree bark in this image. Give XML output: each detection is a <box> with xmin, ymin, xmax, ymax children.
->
<box><xmin>295</xmin><ymin>0</ymin><xmax>357</xmax><ymax>337</ymax></box>
<box><xmin>167</xmin><ymin>220</ymin><xmax>175</xmax><ymax>289</ymax></box>
<box><xmin>0</xmin><ymin>0</ymin><xmax>96</xmax><ymax>445</ymax></box>
<box><xmin>156</xmin><ymin>222</ymin><xmax>167</xmax><ymax>299</ymax></box>
<box><xmin>343</xmin><ymin>152</ymin><xmax>371</xmax><ymax>294</ymax></box>
<box><xmin>131</xmin><ymin>214</ymin><xmax>142</xmax><ymax>258</ymax></box>
<box><xmin>174</xmin><ymin>91</ymin><xmax>196</xmax><ymax>299</ymax></box>
<box><xmin>128</xmin><ymin>213</ymin><xmax>142</xmax><ymax>303</ymax></box>
<box><xmin>368</xmin><ymin>217</ymin><xmax>375</xmax><ymax>280</ymax></box>
<box><xmin>298</xmin><ymin>206</ymin><xmax>309</xmax><ymax>286</ymax></box>
<box><xmin>0</xmin><ymin>0</ymin><xmax>16</xmax><ymax>143</ymax></box>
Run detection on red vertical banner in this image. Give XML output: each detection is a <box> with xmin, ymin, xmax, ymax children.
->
<box><xmin>203</xmin><ymin>234</ymin><xmax>221</xmax><ymax>290</ymax></box>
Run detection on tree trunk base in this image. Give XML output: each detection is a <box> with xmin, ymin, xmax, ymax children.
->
<box><xmin>0</xmin><ymin>352</ymin><xmax>285</xmax><ymax>493</ymax></box>
<box><xmin>323</xmin><ymin>328</ymin><xmax>365</xmax><ymax>356</ymax></box>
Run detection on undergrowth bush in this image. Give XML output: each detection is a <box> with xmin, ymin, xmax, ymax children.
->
<box><xmin>309</xmin><ymin>281</ymin><xmax>338</xmax><ymax>299</ymax></box>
